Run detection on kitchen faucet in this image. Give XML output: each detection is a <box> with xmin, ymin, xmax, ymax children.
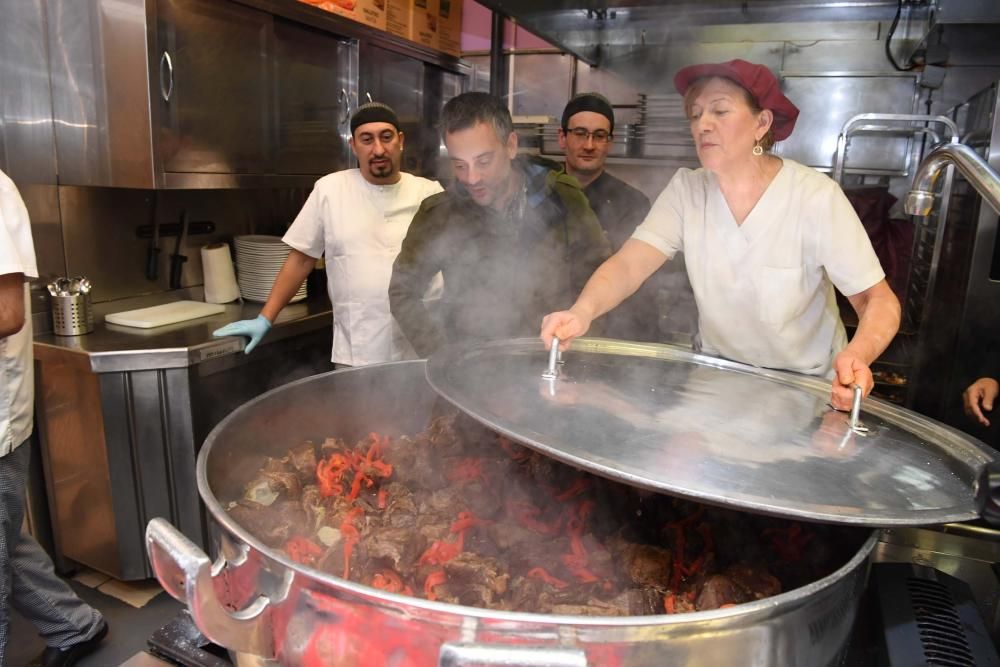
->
<box><xmin>905</xmin><ymin>143</ymin><xmax>1000</xmax><ymax>216</ymax></box>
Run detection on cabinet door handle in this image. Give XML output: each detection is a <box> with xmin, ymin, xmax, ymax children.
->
<box><xmin>365</xmin><ymin>91</ymin><xmax>373</xmax><ymax>104</ymax></box>
<box><xmin>339</xmin><ymin>88</ymin><xmax>351</xmax><ymax>125</ymax></box>
<box><xmin>159</xmin><ymin>51</ymin><xmax>174</xmax><ymax>102</ymax></box>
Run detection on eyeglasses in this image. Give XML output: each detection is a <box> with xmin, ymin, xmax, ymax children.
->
<box><xmin>566</xmin><ymin>127</ymin><xmax>612</xmax><ymax>143</ymax></box>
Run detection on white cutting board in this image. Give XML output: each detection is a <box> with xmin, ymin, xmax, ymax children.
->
<box><xmin>105</xmin><ymin>301</ymin><xmax>226</xmax><ymax>329</ymax></box>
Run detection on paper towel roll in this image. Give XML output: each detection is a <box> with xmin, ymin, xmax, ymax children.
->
<box><xmin>201</xmin><ymin>243</ymin><xmax>241</xmax><ymax>304</ymax></box>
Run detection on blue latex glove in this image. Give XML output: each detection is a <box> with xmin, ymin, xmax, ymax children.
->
<box><xmin>212</xmin><ymin>315</ymin><xmax>272</xmax><ymax>354</ymax></box>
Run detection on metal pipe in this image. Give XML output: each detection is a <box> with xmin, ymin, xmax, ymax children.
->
<box><xmin>489</xmin><ymin>12</ymin><xmax>508</xmax><ymax>102</ymax></box>
<box><xmin>905</xmin><ymin>143</ymin><xmax>1000</xmax><ymax>216</ymax></box>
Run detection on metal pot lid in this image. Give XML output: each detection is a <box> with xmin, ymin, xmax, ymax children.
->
<box><xmin>426</xmin><ymin>338</ymin><xmax>996</xmax><ymax>527</ymax></box>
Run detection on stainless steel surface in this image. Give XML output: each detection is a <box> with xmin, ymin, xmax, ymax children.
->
<box><xmin>779</xmin><ymin>76</ymin><xmax>919</xmax><ymax>172</ymax></box>
<box><xmin>438</xmin><ymin>643</ymin><xmax>588</xmax><ymax>667</ymax></box>
<box><xmin>36</xmin><ymin>301</ymin><xmax>333</xmax><ymax>580</ymax></box>
<box><xmin>34</xmin><ymin>289</ymin><xmax>332</xmax><ymax>372</ymax></box>
<box><xmin>147</xmin><ymin>360</ymin><xmax>877</xmax><ymax>666</ymax></box>
<box><xmin>905</xmin><ymin>142</ymin><xmax>1000</xmax><ymax>216</ymax></box>
<box><xmin>147</xmin><ymin>519</ymin><xmax>280</xmax><ymax>657</ymax></box>
<box><xmin>48</xmin><ymin>0</ymin><xmax>157</xmax><ymax>188</ymax></box>
<box><xmin>43</xmin><ymin>0</ymin><xmax>389</xmax><ymax>187</ymax></box>
<box><xmin>427</xmin><ymin>338</ymin><xmax>996</xmax><ymax>526</ymax></box>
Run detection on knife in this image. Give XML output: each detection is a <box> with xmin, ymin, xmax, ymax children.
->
<box><xmin>169</xmin><ymin>211</ymin><xmax>189</xmax><ymax>289</ymax></box>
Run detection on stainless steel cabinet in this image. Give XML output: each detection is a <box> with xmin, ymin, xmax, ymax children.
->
<box><xmin>48</xmin><ymin>0</ymin><xmax>358</xmax><ymax>188</ymax></box>
<box><xmin>361</xmin><ymin>44</ymin><xmax>465</xmax><ymax>177</ymax></box>
<box><xmin>156</xmin><ymin>0</ymin><xmax>272</xmax><ymax>175</ymax></box>
<box><xmin>274</xmin><ymin>19</ymin><xmax>356</xmax><ymax>176</ymax></box>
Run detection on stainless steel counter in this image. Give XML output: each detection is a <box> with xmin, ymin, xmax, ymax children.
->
<box><xmin>34</xmin><ymin>289</ymin><xmax>332</xmax><ymax>372</ymax></box>
<box><xmin>32</xmin><ymin>288</ymin><xmax>334</xmax><ymax>580</ymax></box>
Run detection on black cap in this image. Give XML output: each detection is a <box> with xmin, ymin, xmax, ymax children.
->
<box><xmin>350</xmin><ymin>102</ymin><xmax>400</xmax><ymax>135</ymax></box>
<box><xmin>561</xmin><ymin>92</ymin><xmax>614</xmax><ymax>133</ymax></box>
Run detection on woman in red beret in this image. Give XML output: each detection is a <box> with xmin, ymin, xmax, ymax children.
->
<box><xmin>541</xmin><ymin>59</ymin><xmax>900</xmax><ymax>410</ymax></box>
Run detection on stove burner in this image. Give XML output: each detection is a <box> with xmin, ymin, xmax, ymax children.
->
<box><xmin>147</xmin><ymin>610</ymin><xmax>232</xmax><ymax>667</ymax></box>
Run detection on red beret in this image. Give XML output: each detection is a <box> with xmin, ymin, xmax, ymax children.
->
<box><xmin>673</xmin><ymin>59</ymin><xmax>800</xmax><ymax>142</ymax></box>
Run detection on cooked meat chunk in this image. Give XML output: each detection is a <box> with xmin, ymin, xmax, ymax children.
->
<box><xmin>726</xmin><ymin>563</ymin><xmax>781</xmax><ymax>600</ymax></box>
<box><xmin>695</xmin><ymin>575</ymin><xmax>749</xmax><ymax>611</ymax></box>
<box><xmin>287</xmin><ymin>441</ymin><xmax>318</xmax><ymax>482</ymax></box>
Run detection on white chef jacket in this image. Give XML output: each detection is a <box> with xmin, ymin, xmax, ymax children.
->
<box><xmin>284</xmin><ymin>170</ymin><xmax>443</xmax><ymax>366</ymax></box>
<box><xmin>0</xmin><ymin>169</ymin><xmax>39</xmax><ymax>456</ymax></box>
<box><xmin>633</xmin><ymin>159</ymin><xmax>884</xmax><ymax>377</ymax></box>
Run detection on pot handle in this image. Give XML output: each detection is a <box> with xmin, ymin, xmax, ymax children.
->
<box><xmin>439</xmin><ymin>642</ymin><xmax>588</xmax><ymax>667</ymax></box>
<box><xmin>146</xmin><ymin>517</ymin><xmax>276</xmax><ymax>658</ymax></box>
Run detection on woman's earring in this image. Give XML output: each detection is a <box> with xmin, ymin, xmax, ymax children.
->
<box><xmin>752</xmin><ymin>140</ymin><xmax>764</xmax><ymax>156</ymax></box>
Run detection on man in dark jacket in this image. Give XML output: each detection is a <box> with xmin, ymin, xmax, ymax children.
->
<box><xmin>557</xmin><ymin>92</ymin><xmax>663</xmax><ymax>342</ymax></box>
<box><xmin>389</xmin><ymin>92</ymin><xmax>612</xmax><ymax>357</ymax></box>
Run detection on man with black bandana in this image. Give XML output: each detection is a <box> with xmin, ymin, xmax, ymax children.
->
<box><xmin>389</xmin><ymin>92</ymin><xmax>611</xmax><ymax>357</ymax></box>
<box><xmin>558</xmin><ymin>93</ymin><xmax>659</xmax><ymax>342</ymax></box>
<box><xmin>214</xmin><ymin>102</ymin><xmax>443</xmax><ymax>365</ymax></box>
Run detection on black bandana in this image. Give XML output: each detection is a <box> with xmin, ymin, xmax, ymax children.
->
<box><xmin>350</xmin><ymin>102</ymin><xmax>400</xmax><ymax>135</ymax></box>
<box><xmin>561</xmin><ymin>93</ymin><xmax>614</xmax><ymax>133</ymax></box>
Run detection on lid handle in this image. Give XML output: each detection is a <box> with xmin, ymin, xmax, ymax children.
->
<box><xmin>976</xmin><ymin>461</ymin><xmax>1000</xmax><ymax>527</ymax></box>
<box><xmin>541</xmin><ymin>336</ymin><xmax>560</xmax><ymax>379</ymax></box>
<box><xmin>848</xmin><ymin>384</ymin><xmax>869</xmax><ymax>435</ymax></box>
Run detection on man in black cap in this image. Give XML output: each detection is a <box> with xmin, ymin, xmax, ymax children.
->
<box><xmin>214</xmin><ymin>102</ymin><xmax>443</xmax><ymax>366</ymax></box>
<box><xmin>558</xmin><ymin>92</ymin><xmax>658</xmax><ymax>341</ymax></box>
<box><xmin>388</xmin><ymin>92</ymin><xmax>611</xmax><ymax>356</ymax></box>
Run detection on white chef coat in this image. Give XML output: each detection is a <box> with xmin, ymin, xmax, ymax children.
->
<box><xmin>633</xmin><ymin>159</ymin><xmax>884</xmax><ymax>377</ymax></box>
<box><xmin>0</xmin><ymin>169</ymin><xmax>39</xmax><ymax>456</ymax></box>
<box><xmin>284</xmin><ymin>169</ymin><xmax>443</xmax><ymax>366</ymax></box>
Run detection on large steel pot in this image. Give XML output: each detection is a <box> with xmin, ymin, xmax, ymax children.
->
<box><xmin>147</xmin><ymin>360</ymin><xmax>877</xmax><ymax>667</ymax></box>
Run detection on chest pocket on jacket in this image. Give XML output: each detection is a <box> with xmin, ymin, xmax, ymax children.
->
<box><xmin>754</xmin><ymin>266</ymin><xmax>810</xmax><ymax>326</ymax></box>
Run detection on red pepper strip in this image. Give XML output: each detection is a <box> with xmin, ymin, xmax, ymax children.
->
<box><xmin>424</xmin><ymin>570</ymin><xmax>447</xmax><ymax>601</ymax></box>
<box><xmin>450</xmin><ymin>510</ymin><xmax>492</xmax><ymax>534</ymax></box>
<box><xmin>371</xmin><ymin>569</ymin><xmax>412</xmax><ymax>595</ymax></box>
<box><xmin>527</xmin><ymin>567</ymin><xmax>569</xmax><ymax>589</ymax></box>
<box><xmin>507</xmin><ymin>501</ymin><xmax>562</xmax><ymax>535</ymax></box>
<box><xmin>285</xmin><ymin>536</ymin><xmax>323</xmax><ymax>566</ymax></box>
<box><xmin>316</xmin><ymin>453</ymin><xmax>351</xmax><ymax>497</ymax></box>
<box><xmin>340</xmin><ymin>507</ymin><xmax>364</xmax><ymax>579</ymax></box>
<box><xmin>561</xmin><ymin>554</ymin><xmax>600</xmax><ymax>583</ymax></box>
<box><xmin>664</xmin><ymin>593</ymin><xmax>676</xmax><ymax>614</ymax></box>
<box><xmin>763</xmin><ymin>524</ymin><xmax>814</xmax><ymax>562</ymax></box>
<box><xmin>681</xmin><ymin>554</ymin><xmax>705</xmax><ymax>578</ymax></box>
<box><xmin>418</xmin><ymin>539</ymin><xmax>462</xmax><ymax>566</ymax></box>
<box><xmin>554</xmin><ymin>478</ymin><xmax>590</xmax><ymax>501</ymax></box>
<box><xmin>377</xmin><ymin>487</ymin><xmax>388</xmax><ymax>510</ymax></box>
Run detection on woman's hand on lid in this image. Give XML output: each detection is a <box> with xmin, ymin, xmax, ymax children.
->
<box><xmin>540</xmin><ymin>307</ymin><xmax>593</xmax><ymax>351</ymax></box>
<box><xmin>830</xmin><ymin>350</ymin><xmax>874</xmax><ymax>411</ymax></box>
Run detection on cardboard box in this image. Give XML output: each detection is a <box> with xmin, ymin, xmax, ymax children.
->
<box><xmin>436</xmin><ymin>0</ymin><xmax>462</xmax><ymax>56</ymax></box>
<box><xmin>411</xmin><ymin>0</ymin><xmax>439</xmax><ymax>50</ymax></box>
<box><xmin>385</xmin><ymin>0</ymin><xmax>411</xmax><ymax>40</ymax></box>
<box><xmin>300</xmin><ymin>0</ymin><xmax>387</xmax><ymax>31</ymax></box>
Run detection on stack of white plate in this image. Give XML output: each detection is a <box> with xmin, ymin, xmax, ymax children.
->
<box><xmin>233</xmin><ymin>235</ymin><xmax>307</xmax><ymax>304</ymax></box>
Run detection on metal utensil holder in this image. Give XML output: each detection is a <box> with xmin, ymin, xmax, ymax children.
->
<box><xmin>50</xmin><ymin>285</ymin><xmax>94</xmax><ymax>336</ymax></box>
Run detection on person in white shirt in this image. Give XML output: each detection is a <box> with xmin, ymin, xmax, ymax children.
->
<box><xmin>214</xmin><ymin>103</ymin><xmax>443</xmax><ymax>366</ymax></box>
<box><xmin>0</xmin><ymin>169</ymin><xmax>108</xmax><ymax>666</ymax></box>
<box><xmin>540</xmin><ymin>60</ymin><xmax>901</xmax><ymax>411</ymax></box>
